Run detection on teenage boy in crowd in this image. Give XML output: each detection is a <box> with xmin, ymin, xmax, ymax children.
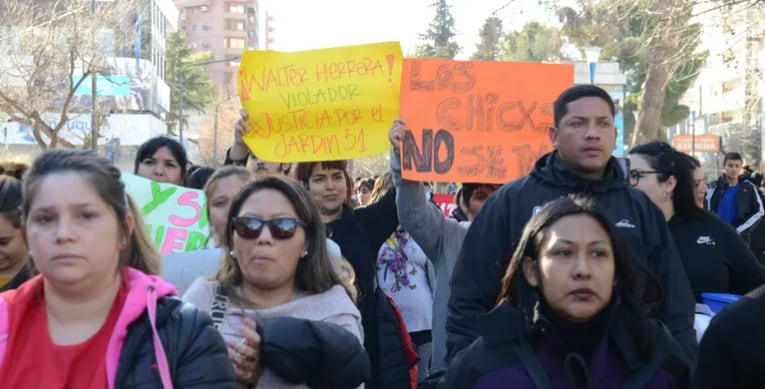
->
<box><xmin>706</xmin><ymin>152</ymin><xmax>764</xmax><ymax>244</ymax></box>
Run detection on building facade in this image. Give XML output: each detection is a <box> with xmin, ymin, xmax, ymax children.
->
<box><xmin>174</xmin><ymin>0</ymin><xmax>260</xmax><ymax>95</ymax></box>
<box><xmin>681</xmin><ymin>2</ymin><xmax>765</xmax><ymax>170</ymax></box>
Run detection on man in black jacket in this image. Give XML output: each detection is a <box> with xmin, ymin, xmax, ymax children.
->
<box><xmin>694</xmin><ymin>284</ymin><xmax>765</xmax><ymax>388</ymax></box>
<box><xmin>446</xmin><ymin>84</ymin><xmax>697</xmax><ymax>363</ymax></box>
<box><xmin>706</xmin><ymin>152</ymin><xmax>764</xmax><ymax>244</ymax></box>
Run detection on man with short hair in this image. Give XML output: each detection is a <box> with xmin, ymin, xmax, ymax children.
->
<box><xmin>446</xmin><ymin>84</ymin><xmax>697</xmax><ymax>363</ymax></box>
<box><xmin>706</xmin><ymin>152</ymin><xmax>764</xmax><ymax>244</ymax></box>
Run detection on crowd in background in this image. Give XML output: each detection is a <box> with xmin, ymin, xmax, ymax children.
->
<box><xmin>2</xmin><ymin>85</ymin><xmax>765</xmax><ymax>388</ymax></box>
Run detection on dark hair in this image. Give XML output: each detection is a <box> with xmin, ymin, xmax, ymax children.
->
<box><xmin>499</xmin><ymin>196</ymin><xmax>660</xmax><ymax>355</ymax></box>
<box><xmin>461</xmin><ymin>183</ymin><xmax>500</xmax><ymax>208</ymax></box>
<box><xmin>367</xmin><ymin>172</ymin><xmax>392</xmax><ymax>205</ymax></box>
<box><xmin>0</xmin><ymin>176</ymin><xmax>22</xmax><ymax>228</ymax></box>
<box><xmin>1</xmin><ymin>162</ymin><xmax>29</xmax><ymax>181</ymax></box>
<box><xmin>629</xmin><ymin>141</ymin><xmax>708</xmax><ymax>220</ymax></box>
<box><xmin>723</xmin><ymin>152</ymin><xmax>743</xmax><ymax>165</ymax></box>
<box><xmin>134</xmin><ymin>136</ymin><xmax>189</xmax><ymax>184</ymax></box>
<box><xmin>218</xmin><ymin>174</ymin><xmax>345</xmax><ymax>299</ymax></box>
<box><xmin>187</xmin><ymin>166</ymin><xmax>216</xmax><ymax>190</ymax></box>
<box><xmin>24</xmin><ymin>150</ymin><xmax>161</xmax><ymax>275</ymax></box>
<box><xmin>294</xmin><ymin>160</ymin><xmax>353</xmax><ymax>204</ymax></box>
<box><xmin>553</xmin><ymin>84</ymin><xmax>615</xmax><ymax>127</ymax></box>
<box><xmin>357</xmin><ymin>178</ymin><xmax>375</xmax><ymax>193</ymax></box>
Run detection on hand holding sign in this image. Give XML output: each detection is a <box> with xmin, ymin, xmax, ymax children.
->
<box><xmin>237</xmin><ymin>42</ymin><xmax>404</xmax><ymax>162</ymax></box>
<box><xmin>399</xmin><ymin>59</ymin><xmax>574</xmax><ymax>184</ymax></box>
<box><xmin>389</xmin><ymin>119</ymin><xmax>405</xmax><ymax>150</ymax></box>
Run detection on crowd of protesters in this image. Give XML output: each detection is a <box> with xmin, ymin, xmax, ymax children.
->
<box><xmin>1</xmin><ymin>84</ymin><xmax>765</xmax><ymax>388</ymax></box>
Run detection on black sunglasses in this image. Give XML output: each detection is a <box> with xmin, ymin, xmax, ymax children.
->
<box><xmin>232</xmin><ymin>217</ymin><xmax>304</xmax><ymax>240</ymax></box>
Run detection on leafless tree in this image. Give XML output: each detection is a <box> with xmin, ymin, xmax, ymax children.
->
<box><xmin>0</xmin><ymin>0</ymin><xmax>139</xmax><ymax>150</ymax></box>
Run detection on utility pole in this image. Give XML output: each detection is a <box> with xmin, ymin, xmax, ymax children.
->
<box><xmin>90</xmin><ymin>0</ymin><xmax>98</xmax><ymax>151</ymax></box>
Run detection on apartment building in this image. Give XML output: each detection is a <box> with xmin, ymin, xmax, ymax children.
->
<box><xmin>681</xmin><ymin>3</ymin><xmax>765</xmax><ymax>168</ymax></box>
<box><xmin>174</xmin><ymin>0</ymin><xmax>260</xmax><ymax>95</ymax></box>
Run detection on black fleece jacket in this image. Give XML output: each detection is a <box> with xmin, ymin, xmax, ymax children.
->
<box><xmin>446</xmin><ymin>151</ymin><xmax>697</xmax><ymax>364</ymax></box>
<box><xmin>669</xmin><ymin>214</ymin><xmax>765</xmax><ymax>301</ymax></box>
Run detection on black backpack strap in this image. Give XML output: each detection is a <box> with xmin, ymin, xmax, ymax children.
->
<box><xmin>210</xmin><ymin>283</ymin><xmax>230</xmax><ymax>330</ymax></box>
<box><xmin>512</xmin><ymin>340</ymin><xmax>553</xmax><ymax>389</ymax></box>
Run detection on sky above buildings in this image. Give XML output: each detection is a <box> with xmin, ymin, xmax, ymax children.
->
<box><xmin>262</xmin><ymin>0</ymin><xmax>563</xmax><ymax>59</ymax></box>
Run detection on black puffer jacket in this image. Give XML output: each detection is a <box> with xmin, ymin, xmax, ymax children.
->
<box><xmin>115</xmin><ymin>297</ymin><xmax>237</xmax><ymax>388</ymax></box>
<box><xmin>258</xmin><ymin>317</ymin><xmax>370</xmax><ymax>389</ymax></box>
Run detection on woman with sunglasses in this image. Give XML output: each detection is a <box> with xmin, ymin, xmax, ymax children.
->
<box><xmin>443</xmin><ymin>196</ymin><xmax>690</xmax><ymax>388</ymax></box>
<box><xmin>182</xmin><ymin>175</ymin><xmax>367</xmax><ymax>388</ymax></box>
<box><xmin>627</xmin><ymin>142</ymin><xmax>765</xmax><ymax>303</ymax></box>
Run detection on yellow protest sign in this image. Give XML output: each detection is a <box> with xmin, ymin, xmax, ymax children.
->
<box><xmin>238</xmin><ymin>42</ymin><xmax>403</xmax><ymax>162</ymax></box>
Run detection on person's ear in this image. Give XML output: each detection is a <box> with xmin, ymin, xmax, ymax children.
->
<box><xmin>522</xmin><ymin>257</ymin><xmax>539</xmax><ymax>287</ymax></box>
<box><xmin>665</xmin><ymin>175</ymin><xmax>677</xmax><ymax>194</ymax></box>
<box><xmin>548</xmin><ymin>126</ymin><xmax>559</xmax><ymax>148</ymax></box>
<box><xmin>121</xmin><ymin>213</ymin><xmax>135</xmax><ymax>250</ymax></box>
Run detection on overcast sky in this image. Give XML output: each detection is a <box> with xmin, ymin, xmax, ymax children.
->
<box><xmin>261</xmin><ymin>0</ymin><xmax>562</xmax><ymax>59</ymax></box>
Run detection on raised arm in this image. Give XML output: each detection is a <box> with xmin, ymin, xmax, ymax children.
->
<box><xmin>224</xmin><ymin>110</ymin><xmax>251</xmax><ymax>166</ymax></box>
<box><xmin>388</xmin><ymin>120</ymin><xmax>461</xmax><ymax>262</ymax></box>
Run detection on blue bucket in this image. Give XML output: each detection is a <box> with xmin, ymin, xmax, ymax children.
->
<box><xmin>701</xmin><ymin>293</ymin><xmax>742</xmax><ymax>314</ymax></box>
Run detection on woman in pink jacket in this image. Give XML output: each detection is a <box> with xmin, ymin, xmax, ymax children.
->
<box><xmin>0</xmin><ymin>149</ymin><xmax>236</xmax><ymax>388</ymax></box>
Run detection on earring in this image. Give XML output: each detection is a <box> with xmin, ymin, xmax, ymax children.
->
<box><xmin>229</xmin><ymin>250</ymin><xmax>236</xmax><ymax>259</ymax></box>
<box><xmin>301</xmin><ymin>249</ymin><xmax>308</xmax><ymax>258</ymax></box>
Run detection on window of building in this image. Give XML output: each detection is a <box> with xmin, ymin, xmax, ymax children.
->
<box><xmin>200</xmin><ymin>5</ymin><xmax>209</xmax><ymax>12</ymax></box>
<box><xmin>225</xmin><ymin>20</ymin><xmax>246</xmax><ymax>31</ymax></box>
<box><xmin>227</xmin><ymin>3</ymin><xmax>245</xmax><ymax>13</ymax></box>
<box><xmin>202</xmin><ymin>23</ymin><xmax>209</xmax><ymax>31</ymax></box>
<box><xmin>225</xmin><ymin>38</ymin><xmax>246</xmax><ymax>49</ymax></box>
<box><xmin>192</xmin><ymin>24</ymin><xmax>197</xmax><ymax>32</ymax></box>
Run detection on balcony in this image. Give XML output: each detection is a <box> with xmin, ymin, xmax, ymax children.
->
<box><xmin>175</xmin><ymin>0</ymin><xmax>211</xmax><ymax>7</ymax></box>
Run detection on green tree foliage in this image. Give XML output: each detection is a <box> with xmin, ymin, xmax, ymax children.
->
<box><xmin>499</xmin><ymin>21</ymin><xmax>565</xmax><ymax>62</ymax></box>
<box><xmin>165</xmin><ymin>31</ymin><xmax>217</xmax><ymax>136</ymax></box>
<box><xmin>471</xmin><ymin>16</ymin><xmax>503</xmax><ymax>60</ymax></box>
<box><xmin>416</xmin><ymin>0</ymin><xmax>461</xmax><ymax>59</ymax></box>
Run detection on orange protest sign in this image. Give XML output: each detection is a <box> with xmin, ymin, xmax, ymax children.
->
<box><xmin>673</xmin><ymin>134</ymin><xmax>720</xmax><ymax>153</ymax></box>
<box><xmin>399</xmin><ymin>59</ymin><xmax>574</xmax><ymax>184</ymax></box>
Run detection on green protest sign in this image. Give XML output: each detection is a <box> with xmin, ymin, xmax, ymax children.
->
<box><xmin>122</xmin><ymin>172</ymin><xmax>211</xmax><ymax>254</ymax></box>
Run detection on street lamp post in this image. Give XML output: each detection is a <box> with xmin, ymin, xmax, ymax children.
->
<box><xmin>585</xmin><ymin>46</ymin><xmax>603</xmax><ymax>85</ymax></box>
<box><xmin>691</xmin><ymin>109</ymin><xmax>697</xmax><ymax>154</ymax></box>
<box><xmin>178</xmin><ymin>56</ymin><xmax>240</xmax><ymax>146</ymax></box>
<box><xmin>90</xmin><ymin>0</ymin><xmax>98</xmax><ymax>151</ymax></box>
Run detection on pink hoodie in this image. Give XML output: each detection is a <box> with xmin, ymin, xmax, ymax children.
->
<box><xmin>0</xmin><ymin>267</ymin><xmax>178</xmax><ymax>389</ymax></box>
